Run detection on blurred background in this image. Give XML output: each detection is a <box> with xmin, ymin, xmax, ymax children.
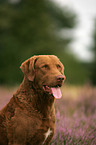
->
<box><xmin>0</xmin><ymin>1</ymin><xmax>96</xmax><ymax>144</ymax></box>
<box><xmin>0</xmin><ymin>0</ymin><xmax>96</xmax><ymax>86</ymax></box>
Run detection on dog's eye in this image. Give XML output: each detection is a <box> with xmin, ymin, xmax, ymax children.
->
<box><xmin>57</xmin><ymin>64</ymin><xmax>61</xmax><ymax>69</ymax></box>
<box><xmin>42</xmin><ymin>64</ymin><xmax>49</xmax><ymax>69</ymax></box>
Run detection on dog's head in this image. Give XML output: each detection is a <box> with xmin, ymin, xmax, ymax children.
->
<box><xmin>20</xmin><ymin>55</ymin><xmax>66</xmax><ymax>99</ymax></box>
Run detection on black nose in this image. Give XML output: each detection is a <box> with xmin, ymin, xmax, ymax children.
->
<box><xmin>56</xmin><ymin>75</ymin><xmax>65</xmax><ymax>81</ymax></box>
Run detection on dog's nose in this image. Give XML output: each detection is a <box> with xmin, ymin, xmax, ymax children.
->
<box><xmin>56</xmin><ymin>75</ymin><xmax>65</xmax><ymax>81</ymax></box>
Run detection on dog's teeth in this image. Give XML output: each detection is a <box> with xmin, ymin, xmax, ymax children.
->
<box><xmin>46</xmin><ymin>86</ymin><xmax>50</xmax><ymax>89</ymax></box>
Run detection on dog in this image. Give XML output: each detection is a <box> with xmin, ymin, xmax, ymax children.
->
<box><xmin>0</xmin><ymin>55</ymin><xmax>65</xmax><ymax>145</ymax></box>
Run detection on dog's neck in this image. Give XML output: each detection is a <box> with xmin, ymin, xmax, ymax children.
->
<box><xmin>16</xmin><ymin>77</ymin><xmax>55</xmax><ymax>119</ymax></box>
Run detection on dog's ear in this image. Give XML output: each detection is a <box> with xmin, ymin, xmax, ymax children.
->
<box><xmin>20</xmin><ymin>56</ymin><xmax>38</xmax><ymax>81</ymax></box>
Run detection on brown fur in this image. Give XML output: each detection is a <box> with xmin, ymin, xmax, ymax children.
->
<box><xmin>0</xmin><ymin>55</ymin><xmax>65</xmax><ymax>145</ymax></box>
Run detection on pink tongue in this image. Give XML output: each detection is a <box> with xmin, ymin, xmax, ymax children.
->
<box><xmin>51</xmin><ymin>87</ymin><xmax>62</xmax><ymax>99</ymax></box>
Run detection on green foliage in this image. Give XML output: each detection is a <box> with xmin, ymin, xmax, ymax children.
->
<box><xmin>89</xmin><ymin>18</ymin><xmax>96</xmax><ymax>85</ymax></box>
<box><xmin>57</xmin><ymin>52</ymin><xmax>89</xmax><ymax>85</ymax></box>
<box><xmin>91</xmin><ymin>19</ymin><xmax>96</xmax><ymax>85</ymax></box>
<box><xmin>0</xmin><ymin>0</ymin><xmax>88</xmax><ymax>85</ymax></box>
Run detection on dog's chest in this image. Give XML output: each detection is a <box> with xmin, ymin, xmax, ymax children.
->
<box><xmin>43</xmin><ymin>128</ymin><xmax>52</xmax><ymax>144</ymax></box>
<box><xmin>45</xmin><ymin>128</ymin><xmax>52</xmax><ymax>140</ymax></box>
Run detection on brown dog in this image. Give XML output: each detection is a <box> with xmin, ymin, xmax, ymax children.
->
<box><xmin>0</xmin><ymin>55</ymin><xmax>65</xmax><ymax>145</ymax></box>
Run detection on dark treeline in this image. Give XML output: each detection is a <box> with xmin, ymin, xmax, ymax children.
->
<box><xmin>89</xmin><ymin>18</ymin><xmax>96</xmax><ymax>85</ymax></box>
<box><xmin>0</xmin><ymin>0</ymin><xmax>95</xmax><ymax>85</ymax></box>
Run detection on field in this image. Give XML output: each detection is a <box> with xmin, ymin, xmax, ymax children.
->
<box><xmin>0</xmin><ymin>85</ymin><xmax>96</xmax><ymax>145</ymax></box>
<box><xmin>51</xmin><ymin>85</ymin><xmax>96</xmax><ymax>145</ymax></box>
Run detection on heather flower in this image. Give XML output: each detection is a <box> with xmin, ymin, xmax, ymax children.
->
<box><xmin>51</xmin><ymin>86</ymin><xmax>96</xmax><ymax>145</ymax></box>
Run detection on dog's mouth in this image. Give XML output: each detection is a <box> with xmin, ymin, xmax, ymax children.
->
<box><xmin>43</xmin><ymin>84</ymin><xmax>62</xmax><ymax>99</ymax></box>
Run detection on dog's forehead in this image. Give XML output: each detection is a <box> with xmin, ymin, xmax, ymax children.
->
<box><xmin>35</xmin><ymin>55</ymin><xmax>60</xmax><ymax>65</ymax></box>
